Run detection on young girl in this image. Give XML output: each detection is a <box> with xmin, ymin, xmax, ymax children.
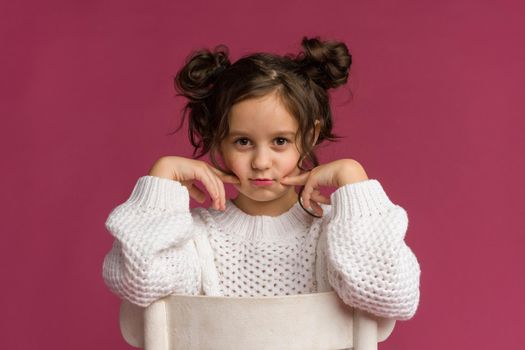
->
<box><xmin>102</xmin><ymin>36</ymin><xmax>421</xmax><ymax>321</ymax></box>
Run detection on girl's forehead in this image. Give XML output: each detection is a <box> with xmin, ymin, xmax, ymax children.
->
<box><xmin>227</xmin><ymin>114</ymin><xmax>298</xmax><ymax>137</ymax></box>
<box><xmin>228</xmin><ymin>93</ymin><xmax>299</xmax><ymax>133</ymax></box>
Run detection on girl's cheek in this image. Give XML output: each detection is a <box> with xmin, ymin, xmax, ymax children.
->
<box><xmin>221</xmin><ymin>155</ymin><xmax>240</xmax><ymax>177</ymax></box>
<box><xmin>284</xmin><ymin>155</ymin><xmax>302</xmax><ymax>175</ymax></box>
<box><xmin>228</xmin><ymin>158</ymin><xmax>246</xmax><ymax>177</ymax></box>
<box><xmin>226</xmin><ymin>167</ymin><xmax>244</xmax><ymax>186</ymax></box>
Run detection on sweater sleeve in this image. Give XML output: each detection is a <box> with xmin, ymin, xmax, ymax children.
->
<box><xmin>102</xmin><ymin>175</ymin><xmax>202</xmax><ymax>307</ymax></box>
<box><xmin>324</xmin><ymin>179</ymin><xmax>421</xmax><ymax>320</ymax></box>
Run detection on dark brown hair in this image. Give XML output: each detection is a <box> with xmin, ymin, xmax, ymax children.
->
<box><xmin>170</xmin><ymin>36</ymin><xmax>352</xmax><ymax>174</ymax></box>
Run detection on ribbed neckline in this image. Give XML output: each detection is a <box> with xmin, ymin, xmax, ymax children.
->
<box><xmin>209</xmin><ymin>199</ymin><xmax>315</xmax><ymax>242</ymax></box>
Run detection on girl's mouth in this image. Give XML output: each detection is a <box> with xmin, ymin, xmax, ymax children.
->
<box><xmin>250</xmin><ymin>179</ymin><xmax>274</xmax><ymax>186</ymax></box>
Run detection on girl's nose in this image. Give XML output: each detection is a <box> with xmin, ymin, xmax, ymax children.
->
<box><xmin>251</xmin><ymin>149</ymin><xmax>272</xmax><ymax>170</ymax></box>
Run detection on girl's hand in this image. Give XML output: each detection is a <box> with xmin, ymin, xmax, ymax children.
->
<box><xmin>279</xmin><ymin>159</ymin><xmax>369</xmax><ymax>216</ymax></box>
<box><xmin>148</xmin><ymin>156</ymin><xmax>240</xmax><ymax>211</ymax></box>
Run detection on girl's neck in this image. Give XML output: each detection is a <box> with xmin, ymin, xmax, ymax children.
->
<box><xmin>232</xmin><ymin>188</ymin><xmax>299</xmax><ymax>217</ymax></box>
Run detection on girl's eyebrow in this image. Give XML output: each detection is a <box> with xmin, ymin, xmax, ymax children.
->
<box><xmin>228</xmin><ymin>130</ymin><xmax>297</xmax><ymax>137</ymax></box>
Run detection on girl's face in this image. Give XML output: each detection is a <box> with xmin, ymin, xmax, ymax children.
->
<box><xmin>219</xmin><ymin>91</ymin><xmax>311</xmax><ymax>214</ymax></box>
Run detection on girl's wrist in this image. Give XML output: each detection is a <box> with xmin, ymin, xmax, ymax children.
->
<box><xmin>148</xmin><ymin>158</ymin><xmax>175</xmax><ymax>180</ymax></box>
<box><xmin>336</xmin><ymin>160</ymin><xmax>369</xmax><ymax>187</ymax></box>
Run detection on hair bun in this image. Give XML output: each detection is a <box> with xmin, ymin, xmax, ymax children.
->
<box><xmin>296</xmin><ymin>36</ymin><xmax>352</xmax><ymax>90</ymax></box>
<box><xmin>174</xmin><ymin>44</ymin><xmax>231</xmax><ymax>102</ymax></box>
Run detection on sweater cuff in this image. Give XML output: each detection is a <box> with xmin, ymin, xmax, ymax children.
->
<box><xmin>330</xmin><ymin>179</ymin><xmax>396</xmax><ymax>220</ymax></box>
<box><xmin>125</xmin><ymin>175</ymin><xmax>189</xmax><ymax>212</ymax></box>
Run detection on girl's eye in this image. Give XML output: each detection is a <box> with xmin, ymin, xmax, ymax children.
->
<box><xmin>234</xmin><ymin>138</ymin><xmax>251</xmax><ymax>146</ymax></box>
<box><xmin>233</xmin><ymin>137</ymin><xmax>290</xmax><ymax>147</ymax></box>
<box><xmin>274</xmin><ymin>137</ymin><xmax>289</xmax><ymax>146</ymax></box>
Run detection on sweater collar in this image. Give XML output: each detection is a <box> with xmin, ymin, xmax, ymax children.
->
<box><xmin>209</xmin><ymin>199</ymin><xmax>315</xmax><ymax>242</ymax></box>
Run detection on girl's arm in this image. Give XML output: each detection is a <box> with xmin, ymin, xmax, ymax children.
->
<box><xmin>102</xmin><ymin>175</ymin><xmax>202</xmax><ymax>307</ymax></box>
<box><xmin>325</xmin><ymin>179</ymin><xmax>421</xmax><ymax>320</ymax></box>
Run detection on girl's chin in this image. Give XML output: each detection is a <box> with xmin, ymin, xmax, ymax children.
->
<box><xmin>234</xmin><ymin>184</ymin><xmax>293</xmax><ymax>200</ymax></box>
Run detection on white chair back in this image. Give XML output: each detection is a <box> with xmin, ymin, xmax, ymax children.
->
<box><xmin>119</xmin><ymin>291</ymin><xmax>396</xmax><ymax>350</ymax></box>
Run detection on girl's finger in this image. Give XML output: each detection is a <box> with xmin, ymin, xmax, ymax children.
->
<box><xmin>300</xmin><ymin>185</ymin><xmax>313</xmax><ymax>210</ymax></box>
<box><xmin>208</xmin><ymin>166</ymin><xmax>230</xmax><ymax>210</ymax></box>
<box><xmin>310</xmin><ymin>200</ymin><xmax>324</xmax><ymax>216</ymax></box>
<box><xmin>188</xmin><ymin>184</ymin><xmax>206</xmax><ymax>203</ymax></box>
<box><xmin>311</xmin><ymin>189</ymin><xmax>331</xmax><ymax>205</ymax></box>
<box><xmin>299</xmin><ymin>192</ymin><xmax>323</xmax><ymax>217</ymax></box>
<box><xmin>209</xmin><ymin>171</ymin><xmax>223</xmax><ymax>210</ymax></box>
<box><xmin>280</xmin><ymin>172</ymin><xmax>310</xmax><ymax>186</ymax></box>
<box><xmin>181</xmin><ymin>180</ymin><xmax>205</xmax><ymax>203</ymax></box>
<box><xmin>222</xmin><ymin>175</ymin><xmax>241</xmax><ymax>184</ymax></box>
<box><xmin>209</xmin><ymin>168</ymin><xmax>226</xmax><ymax>210</ymax></box>
<box><xmin>209</xmin><ymin>167</ymin><xmax>241</xmax><ymax>184</ymax></box>
<box><xmin>194</xmin><ymin>167</ymin><xmax>220</xmax><ymax>209</ymax></box>
<box><xmin>300</xmin><ymin>176</ymin><xmax>320</xmax><ymax>210</ymax></box>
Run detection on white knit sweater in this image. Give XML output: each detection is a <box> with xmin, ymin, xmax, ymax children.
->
<box><xmin>102</xmin><ymin>175</ymin><xmax>420</xmax><ymax>320</ymax></box>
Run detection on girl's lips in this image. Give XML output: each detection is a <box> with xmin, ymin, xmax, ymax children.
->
<box><xmin>250</xmin><ymin>179</ymin><xmax>274</xmax><ymax>186</ymax></box>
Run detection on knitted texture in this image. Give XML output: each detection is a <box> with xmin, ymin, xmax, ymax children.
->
<box><xmin>326</xmin><ymin>180</ymin><xmax>421</xmax><ymax>320</ymax></box>
<box><xmin>102</xmin><ymin>175</ymin><xmax>420</xmax><ymax>320</ymax></box>
<box><xmin>196</xmin><ymin>202</ymin><xmax>321</xmax><ymax>297</ymax></box>
<box><xmin>102</xmin><ymin>176</ymin><xmax>201</xmax><ymax>307</ymax></box>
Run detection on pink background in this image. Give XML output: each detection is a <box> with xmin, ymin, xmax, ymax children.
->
<box><xmin>2</xmin><ymin>0</ymin><xmax>523</xmax><ymax>349</ymax></box>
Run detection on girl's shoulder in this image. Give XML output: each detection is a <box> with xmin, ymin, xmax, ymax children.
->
<box><xmin>189</xmin><ymin>206</ymin><xmax>214</xmax><ymax>233</ymax></box>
